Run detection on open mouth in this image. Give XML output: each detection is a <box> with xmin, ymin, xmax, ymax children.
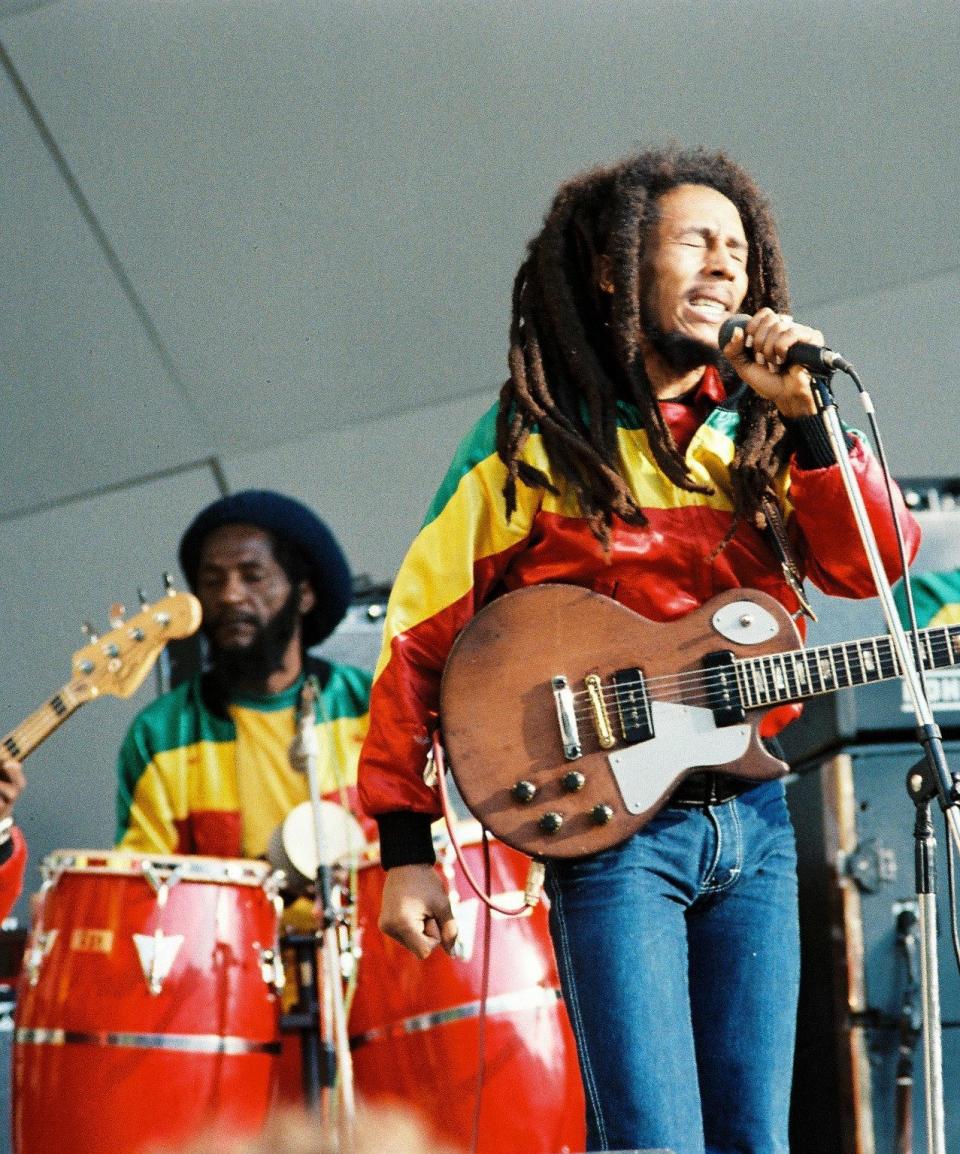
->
<box><xmin>685</xmin><ymin>296</ymin><xmax>729</xmax><ymax>324</ymax></box>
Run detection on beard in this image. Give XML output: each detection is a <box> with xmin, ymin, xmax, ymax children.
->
<box><xmin>205</xmin><ymin>586</ymin><xmax>301</xmax><ymax>688</ymax></box>
<box><xmin>639</xmin><ymin>289</ymin><xmax>725</xmax><ymax>376</ymax></box>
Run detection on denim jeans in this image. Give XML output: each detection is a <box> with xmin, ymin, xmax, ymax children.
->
<box><xmin>545</xmin><ymin>780</ymin><xmax>799</xmax><ymax>1154</ymax></box>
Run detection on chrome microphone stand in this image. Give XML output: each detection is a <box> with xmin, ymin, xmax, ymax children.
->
<box><xmin>811</xmin><ymin>373</ymin><xmax>960</xmax><ymax>1154</ymax></box>
<box><xmin>292</xmin><ymin>676</ymin><xmax>356</xmax><ymax>1141</ymax></box>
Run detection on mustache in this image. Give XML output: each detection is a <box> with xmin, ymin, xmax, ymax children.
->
<box><xmin>207</xmin><ymin>610</ymin><xmax>259</xmax><ymax>630</ymax></box>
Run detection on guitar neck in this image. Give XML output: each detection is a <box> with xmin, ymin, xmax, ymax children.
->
<box><xmin>1</xmin><ymin>682</ymin><xmax>87</xmax><ymax>762</ymax></box>
<box><xmin>734</xmin><ymin>623</ymin><xmax>960</xmax><ymax>711</ymax></box>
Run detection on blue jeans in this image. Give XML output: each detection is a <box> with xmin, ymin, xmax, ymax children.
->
<box><xmin>545</xmin><ymin>780</ymin><xmax>799</xmax><ymax>1154</ymax></box>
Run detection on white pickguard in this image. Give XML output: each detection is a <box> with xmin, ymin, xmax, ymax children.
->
<box><xmin>607</xmin><ymin>701</ymin><xmax>752</xmax><ymax>814</ymax></box>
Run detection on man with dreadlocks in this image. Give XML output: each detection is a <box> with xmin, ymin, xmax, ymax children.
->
<box><xmin>358</xmin><ymin>147</ymin><xmax>920</xmax><ymax>1154</ymax></box>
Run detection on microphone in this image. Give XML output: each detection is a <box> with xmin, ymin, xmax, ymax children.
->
<box><xmin>288</xmin><ymin>676</ymin><xmax>319</xmax><ymax>773</ymax></box>
<box><xmin>718</xmin><ymin>313</ymin><xmax>851</xmax><ymax>373</ymax></box>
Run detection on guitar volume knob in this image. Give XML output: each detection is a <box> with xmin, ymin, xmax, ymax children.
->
<box><xmin>561</xmin><ymin>771</ymin><xmax>586</xmax><ymax>793</ymax></box>
<box><xmin>591</xmin><ymin>804</ymin><xmax>614</xmax><ymax>826</ymax></box>
<box><xmin>512</xmin><ymin>780</ymin><xmax>538</xmax><ymax>804</ymax></box>
<box><xmin>538</xmin><ymin>812</ymin><xmax>564</xmax><ymax>835</ymax></box>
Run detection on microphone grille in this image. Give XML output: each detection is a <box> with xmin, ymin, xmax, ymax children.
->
<box><xmin>718</xmin><ymin>313</ymin><xmax>751</xmax><ymax>351</ymax></box>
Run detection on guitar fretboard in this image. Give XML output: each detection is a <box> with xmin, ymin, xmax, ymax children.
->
<box><xmin>1</xmin><ymin>684</ymin><xmax>86</xmax><ymax>761</ymax></box>
<box><xmin>734</xmin><ymin>623</ymin><xmax>960</xmax><ymax>710</ymax></box>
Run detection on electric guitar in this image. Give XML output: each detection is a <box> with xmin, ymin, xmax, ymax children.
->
<box><xmin>439</xmin><ymin>583</ymin><xmax>958</xmax><ymax>860</ymax></box>
<box><xmin>1</xmin><ymin>589</ymin><xmax>202</xmax><ymax>763</ymax></box>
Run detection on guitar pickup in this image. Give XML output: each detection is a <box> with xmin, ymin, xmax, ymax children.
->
<box><xmin>702</xmin><ymin>650</ymin><xmax>746</xmax><ymax>725</ymax></box>
<box><xmin>612</xmin><ymin>667</ymin><xmax>652</xmax><ymax>744</ymax></box>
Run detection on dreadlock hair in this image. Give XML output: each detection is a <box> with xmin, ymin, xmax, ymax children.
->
<box><xmin>496</xmin><ymin>145</ymin><xmax>792</xmax><ymax>546</ymax></box>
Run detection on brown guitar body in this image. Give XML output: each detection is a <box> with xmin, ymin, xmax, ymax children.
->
<box><xmin>440</xmin><ymin>583</ymin><xmax>801</xmax><ymax>860</ymax></box>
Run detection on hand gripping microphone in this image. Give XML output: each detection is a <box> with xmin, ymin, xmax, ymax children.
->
<box><xmin>718</xmin><ymin>313</ymin><xmax>852</xmax><ymax>374</ymax></box>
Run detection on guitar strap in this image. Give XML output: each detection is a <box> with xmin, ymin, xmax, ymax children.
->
<box><xmin>759</xmin><ymin>491</ymin><xmax>818</xmax><ymax>623</ymax></box>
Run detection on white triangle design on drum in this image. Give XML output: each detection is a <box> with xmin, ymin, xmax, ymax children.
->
<box><xmin>133</xmin><ymin>929</ymin><xmax>184</xmax><ymax>995</ymax></box>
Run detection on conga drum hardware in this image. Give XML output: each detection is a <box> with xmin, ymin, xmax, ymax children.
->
<box><xmin>23</xmin><ymin>930</ymin><xmax>57</xmax><ymax>987</ymax></box>
<box><xmin>140</xmin><ymin>861</ymin><xmax>188</xmax><ymax>906</ymax></box>
<box><xmin>332</xmin><ymin>819</ymin><xmax>586</xmax><ymax>1154</ymax></box>
<box><xmin>23</xmin><ymin>868</ymin><xmax>63</xmax><ymax>988</ymax></box>
<box><xmin>14</xmin><ymin>850</ymin><xmax>287</xmax><ymax>1154</ymax></box>
<box><xmin>257</xmin><ymin>945</ymin><xmax>286</xmax><ymax>994</ymax></box>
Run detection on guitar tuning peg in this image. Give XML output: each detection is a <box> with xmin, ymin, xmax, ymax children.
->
<box><xmin>109</xmin><ymin>603</ymin><xmax>126</xmax><ymax>629</ymax></box>
<box><xmin>82</xmin><ymin>622</ymin><xmax>99</xmax><ymax>643</ymax></box>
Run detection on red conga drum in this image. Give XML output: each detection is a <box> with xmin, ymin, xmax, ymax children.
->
<box><xmin>347</xmin><ymin>821</ymin><xmax>585</xmax><ymax>1154</ymax></box>
<box><xmin>13</xmin><ymin>850</ymin><xmax>286</xmax><ymax>1154</ymax></box>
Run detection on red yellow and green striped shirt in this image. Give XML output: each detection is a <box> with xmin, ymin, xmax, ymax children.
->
<box><xmin>117</xmin><ymin>660</ymin><xmax>372</xmax><ymax>858</ymax></box>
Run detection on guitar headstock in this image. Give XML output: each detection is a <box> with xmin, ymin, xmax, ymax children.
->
<box><xmin>70</xmin><ymin>588</ymin><xmax>203</xmax><ymax>701</ymax></box>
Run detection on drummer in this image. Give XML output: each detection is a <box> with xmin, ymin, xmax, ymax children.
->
<box><xmin>0</xmin><ymin>754</ymin><xmax>27</xmax><ymax>921</ymax></box>
<box><xmin>115</xmin><ymin>490</ymin><xmax>373</xmax><ymax>876</ymax></box>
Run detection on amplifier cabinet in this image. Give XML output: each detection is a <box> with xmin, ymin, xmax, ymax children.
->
<box><xmin>787</xmin><ymin>741</ymin><xmax>960</xmax><ymax>1154</ymax></box>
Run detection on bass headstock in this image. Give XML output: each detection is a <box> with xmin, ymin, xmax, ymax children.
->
<box><xmin>70</xmin><ymin>585</ymin><xmax>202</xmax><ymax>702</ymax></box>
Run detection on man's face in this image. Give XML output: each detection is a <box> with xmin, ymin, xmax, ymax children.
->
<box><xmin>640</xmin><ymin>183</ymin><xmax>750</xmax><ymax>366</ymax></box>
<box><xmin>195</xmin><ymin>523</ymin><xmax>305</xmax><ymax>677</ymax></box>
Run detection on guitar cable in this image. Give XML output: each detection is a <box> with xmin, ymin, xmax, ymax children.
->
<box><xmin>431</xmin><ymin>731</ymin><xmax>545</xmax><ymax>917</ymax></box>
<box><xmin>431</xmin><ymin>730</ymin><xmax>545</xmax><ymax>1154</ymax></box>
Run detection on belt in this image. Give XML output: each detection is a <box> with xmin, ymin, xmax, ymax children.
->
<box><xmin>669</xmin><ymin>771</ymin><xmax>755</xmax><ymax>807</ymax></box>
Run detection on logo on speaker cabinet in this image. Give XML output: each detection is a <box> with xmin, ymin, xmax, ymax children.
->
<box><xmin>901</xmin><ymin>669</ymin><xmax>960</xmax><ymax>711</ymax></box>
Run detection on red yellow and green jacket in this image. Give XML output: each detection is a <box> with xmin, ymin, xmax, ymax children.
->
<box><xmin>894</xmin><ymin>568</ymin><xmax>960</xmax><ymax>629</ymax></box>
<box><xmin>0</xmin><ymin>829</ymin><xmax>26</xmax><ymax>921</ymax></box>
<box><xmin>358</xmin><ymin>370</ymin><xmax>921</xmax><ymax>866</ymax></box>
<box><xmin>116</xmin><ymin>658</ymin><xmax>372</xmax><ymax>859</ymax></box>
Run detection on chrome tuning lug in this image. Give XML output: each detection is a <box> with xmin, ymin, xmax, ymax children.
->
<box><xmin>257</xmin><ymin>946</ymin><xmax>286</xmax><ymax>993</ymax></box>
<box><xmin>25</xmin><ymin>930</ymin><xmax>58</xmax><ymax>987</ymax></box>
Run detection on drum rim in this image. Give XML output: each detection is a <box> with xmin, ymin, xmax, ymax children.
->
<box><xmin>41</xmin><ymin>849</ymin><xmax>280</xmax><ymax>887</ymax></box>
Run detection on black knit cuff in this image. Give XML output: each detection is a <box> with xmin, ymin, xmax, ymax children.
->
<box><xmin>0</xmin><ymin>836</ymin><xmax>12</xmax><ymax>866</ymax></box>
<box><xmin>784</xmin><ymin>411</ymin><xmax>852</xmax><ymax>469</ymax></box>
<box><xmin>376</xmin><ymin>811</ymin><xmax>437</xmax><ymax>869</ymax></box>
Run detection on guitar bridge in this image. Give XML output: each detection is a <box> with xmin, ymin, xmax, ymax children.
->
<box><xmin>585</xmin><ymin>674</ymin><xmax>616</xmax><ymax>749</ymax></box>
<box><xmin>552</xmin><ymin>675</ymin><xmax>582</xmax><ymax>760</ymax></box>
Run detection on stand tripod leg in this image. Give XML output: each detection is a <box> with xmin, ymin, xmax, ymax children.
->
<box><xmin>279</xmin><ymin>932</ymin><xmax>335</xmax><ymax>1113</ymax></box>
<box><xmin>918</xmin><ymin>889</ymin><xmax>945</xmax><ymax>1153</ymax></box>
<box><xmin>321</xmin><ymin>921</ymin><xmax>356</xmax><ymax>1142</ymax></box>
<box><xmin>906</xmin><ymin>767</ymin><xmax>947</xmax><ymax>1154</ymax></box>
<box><xmin>894</xmin><ymin>904</ymin><xmax>921</xmax><ymax>1154</ymax></box>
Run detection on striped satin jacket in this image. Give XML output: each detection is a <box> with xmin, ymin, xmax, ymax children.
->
<box><xmin>358</xmin><ymin>371</ymin><xmax>920</xmax><ymax>866</ymax></box>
